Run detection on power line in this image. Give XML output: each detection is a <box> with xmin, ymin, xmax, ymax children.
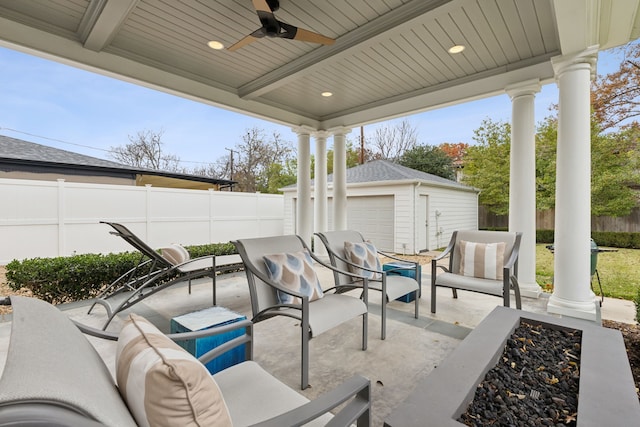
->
<box><xmin>0</xmin><ymin>126</ymin><xmax>111</xmax><ymax>153</ymax></box>
<box><xmin>0</xmin><ymin>126</ymin><xmax>217</xmax><ymax>165</ymax></box>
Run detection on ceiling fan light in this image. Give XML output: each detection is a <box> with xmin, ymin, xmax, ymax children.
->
<box><xmin>448</xmin><ymin>44</ymin><xmax>465</xmax><ymax>54</ymax></box>
<box><xmin>321</xmin><ymin>91</ymin><xmax>333</xmax><ymax>97</ymax></box>
<box><xmin>207</xmin><ymin>40</ymin><xmax>225</xmax><ymax>50</ymax></box>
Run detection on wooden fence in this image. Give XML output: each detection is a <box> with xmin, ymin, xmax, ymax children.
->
<box><xmin>479</xmin><ymin>206</ymin><xmax>640</xmax><ymax>232</ymax></box>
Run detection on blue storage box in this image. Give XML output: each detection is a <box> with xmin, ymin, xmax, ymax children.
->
<box><xmin>170</xmin><ymin>306</ymin><xmax>246</xmax><ymax>374</ymax></box>
<box><xmin>382</xmin><ymin>262</ymin><xmax>421</xmax><ymax>303</ymax></box>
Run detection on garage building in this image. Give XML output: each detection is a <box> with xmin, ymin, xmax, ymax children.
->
<box><xmin>282</xmin><ymin>160</ymin><xmax>479</xmax><ymax>254</ymax></box>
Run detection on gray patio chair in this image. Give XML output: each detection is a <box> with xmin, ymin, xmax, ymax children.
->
<box><xmin>315</xmin><ymin>230</ymin><xmax>420</xmax><ymax>340</ymax></box>
<box><xmin>233</xmin><ymin>234</ymin><xmax>368</xmax><ymax>390</ymax></box>
<box><xmin>431</xmin><ymin>230</ymin><xmax>523</xmax><ymax>313</ymax></box>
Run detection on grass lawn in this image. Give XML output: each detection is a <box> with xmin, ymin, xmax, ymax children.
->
<box><xmin>535</xmin><ymin>244</ymin><xmax>640</xmax><ymax>301</ymax></box>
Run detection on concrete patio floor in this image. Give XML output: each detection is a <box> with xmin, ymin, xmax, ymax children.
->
<box><xmin>0</xmin><ymin>264</ymin><xmax>635</xmax><ymax>426</ymax></box>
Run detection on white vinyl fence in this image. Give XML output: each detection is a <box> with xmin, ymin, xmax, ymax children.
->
<box><xmin>0</xmin><ymin>178</ymin><xmax>284</xmax><ymax>264</ymax></box>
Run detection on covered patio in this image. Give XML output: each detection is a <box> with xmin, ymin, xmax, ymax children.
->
<box><xmin>0</xmin><ymin>269</ymin><xmax>634</xmax><ymax>425</ymax></box>
<box><xmin>0</xmin><ymin>0</ymin><xmax>639</xmax><ymax>323</ymax></box>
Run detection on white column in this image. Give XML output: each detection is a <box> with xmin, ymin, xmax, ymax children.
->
<box><xmin>313</xmin><ymin>131</ymin><xmax>329</xmax><ymax>255</ymax></box>
<box><xmin>293</xmin><ymin>126</ymin><xmax>314</xmax><ymax>245</ymax></box>
<box><xmin>506</xmin><ymin>80</ymin><xmax>542</xmax><ymax>299</ymax></box>
<box><xmin>547</xmin><ymin>46</ymin><xmax>599</xmax><ymax>321</ymax></box>
<box><xmin>330</xmin><ymin>127</ymin><xmax>351</xmax><ymax>230</ymax></box>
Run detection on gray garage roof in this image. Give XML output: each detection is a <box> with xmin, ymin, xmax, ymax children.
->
<box><xmin>284</xmin><ymin>159</ymin><xmax>475</xmax><ymax>191</ymax></box>
<box><xmin>336</xmin><ymin>160</ymin><xmax>473</xmax><ymax>189</ymax></box>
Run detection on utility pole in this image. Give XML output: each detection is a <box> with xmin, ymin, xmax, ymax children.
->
<box><xmin>225</xmin><ymin>147</ymin><xmax>237</xmax><ymax>191</ymax></box>
<box><xmin>360</xmin><ymin>126</ymin><xmax>365</xmax><ymax>164</ymax></box>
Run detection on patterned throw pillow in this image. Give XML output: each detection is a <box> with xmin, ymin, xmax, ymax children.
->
<box><xmin>344</xmin><ymin>241</ymin><xmax>382</xmax><ymax>280</ymax></box>
<box><xmin>116</xmin><ymin>314</ymin><xmax>233</xmax><ymax>427</ymax></box>
<box><xmin>160</xmin><ymin>244</ymin><xmax>190</xmax><ymax>265</ymax></box>
<box><xmin>263</xmin><ymin>250</ymin><xmax>324</xmax><ymax>305</ymax></box>
<box><xmin>459</xmin><ymin>240</ymin><xmax>505</xmax><ymax>280</ymax></box>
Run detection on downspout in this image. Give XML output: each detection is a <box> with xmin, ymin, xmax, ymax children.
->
<box><xmin>414</xmin><ymin>182</ymin><xmax>421</xmax><ymax>254</ymax></box>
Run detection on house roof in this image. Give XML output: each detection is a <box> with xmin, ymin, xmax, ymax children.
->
<box><xmin>284</xmin><ymin>159</ymin><xmax>476</xmax><ymax>191</ymax></box>
<box><xmin>0</xmin><ymin>134</ymin><xmax>235</xmax><ymax>188</ymax></box>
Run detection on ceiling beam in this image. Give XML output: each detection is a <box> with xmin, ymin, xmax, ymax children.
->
<box><xmin>596</xmin><ymin>0</ymin><xmax>640</xmax><ymax>49</ymax></box>
<box><xmin>79</xmin><ymin>0</ymin><xmax>139</xmax><ymax>52</ymax></box>
<box><xmin>237</xmin><ymin>0</ymin><xmax>454</xmax><ymax>100</ymax></box>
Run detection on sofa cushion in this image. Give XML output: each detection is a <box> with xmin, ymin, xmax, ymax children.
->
<box><xmin>263</xmin><ymin>250</ymin><xmax>324</xmax><ymax>305</ymax></box>
<box><xmin>160</xmin><ymin>244</ymin><xmax>190</xmax><ymax>265</ymax></box>
<box><xmin>459</xmin><ymin>240</ymin><xmax>505</xmax><ymax>280</ymax></box>
<box><xmin>344</xmin><ymin>241</ymin><xmax>382</xmax><ymax>280</ymax></box>
<box><xmin>116</xmin><ymin>314</ymin><xmax>233</xmax><ymax>427</ymax></box>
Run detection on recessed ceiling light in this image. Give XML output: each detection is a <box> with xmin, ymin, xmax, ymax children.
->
<box><xmin>448</xmin><ymin>44</ymin><xmax>465</xmax><ymax>54</ymax></box>
<box><xmin>321</xmin><ymin>91</ymin><xmax>333</xmax><ymax>97</ymax></box>
<box><xmin>207</xmin><ymin>41</ymin><xmax>224</xmax><ymax>50</ymax></box>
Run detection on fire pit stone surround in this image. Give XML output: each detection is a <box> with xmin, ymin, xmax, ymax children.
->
<box><xmin>384</xmin><ymin>306</ymin><xmax>640</xmax><ymax>427</ymax></box>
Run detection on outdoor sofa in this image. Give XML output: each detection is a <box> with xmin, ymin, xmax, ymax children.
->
<box><xmin>0</xmin><ymin>296</ymin><xmax>371</xmax><ymax>426</ymax></box>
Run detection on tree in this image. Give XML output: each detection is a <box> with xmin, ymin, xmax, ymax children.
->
<box><xmin>369</xmin><ymin>119</ymin><xmax>418</xmax><ymax>160</ymax></box>
<box><xmin>109</xmin><ymin>129</ymin><xmax>182</xmax><ymax>171</ymax></box>
<box><xmin>398</xmin><ymin>144</ymin><xmax>455</xmax><ymax>180</ymax></box>
<box><xmin>214</xmin><ymin>127</ymin><xmax>295</xmax><ymax>193</ymax></box>
<box><xmin>591</xmin><ymin>42</ymin><xmax>640</xmax><ymax>131</ymax></box>
<box><xmin>264</xmin><ymin>159</ymin><xmax>297</xmax><ymax>194</ymax></box>
<box><xmin>438</xmin><ymin>142</ymin><xmax>468</xmax><ymax>165</ymax></box>
<box><xmin>461</xmin><ymin>119</ymin><xmax>512</xmax><ymax>215</ymax></box>
<box><xmin>534</xmin><ymin>116</ymin><xmax>557</xmax><ymax>211</ymax></box>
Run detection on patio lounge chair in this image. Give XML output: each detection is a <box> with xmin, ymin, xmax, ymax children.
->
<box><xmin>0</xmin><ymin>296</ymin><xmax>371</xmax><ymax>427</ymax></box>
<box><xmin>88</xmin><ymin>221</ymin><xmax>242</xmax><ymax>330</ymax></box>
<box><xmin>431</xmin><ymin>230</ymin><xmax>523</xmax><ymax>313</ymax></box>
<box><xmin>315</xmin><ymin>230</ymin><xmax>420</xmax><ymax>340</ymax></box>
<box><xmin>233</xmin><ymin>234</ymin><xmax>369</xmax><ymax>390</ymax></box>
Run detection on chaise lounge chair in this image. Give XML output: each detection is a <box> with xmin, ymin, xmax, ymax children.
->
<box><xmin>88</xmin><ymin>221</ymin><xmax>241</xmax><ymax>329</ymax></box>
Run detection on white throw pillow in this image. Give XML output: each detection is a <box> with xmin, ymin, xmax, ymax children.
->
<box><xmin>160</xmin><ymin>244</ymin><xmax>190</xmax><ymax>265</ymax></box>
<box><xmin>116</xmin><ymin>314</ymin><xmax>233</xmax><ymax>427</ymax></box>
<box><xmin>459</xmin><ymin>240</ymin><xmax>505</xmax><ymax>280</ymax></box>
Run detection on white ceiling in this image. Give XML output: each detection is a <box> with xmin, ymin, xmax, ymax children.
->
<box><xmin>0</xmin><ymin>0</ymin><xmax>639</xmax><ymax>131</ymax></box>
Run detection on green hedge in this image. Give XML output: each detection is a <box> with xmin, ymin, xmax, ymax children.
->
<box><xmin>482</xmin><ymin>228</ymin><xmax>640</xmax><ymax>249</ymax></box>
<box><xmin>5</xmin><ymin>242</ymin><xmax>238</xmax><ymax>304</ymax></box>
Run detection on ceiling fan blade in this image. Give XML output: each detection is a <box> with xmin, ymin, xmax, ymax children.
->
<box><xmin>292</xmin><ymin>27</ymin><xmax>335</xmax><ymax>45</ymax></box>
<box><xmin>252</xmin><ymin>0</ymin><xmax>272</xmax><ymax>13</ymax></box>
<box><xmin>227</xmin><ymin>34</ymin><xmax>259</xmax><ymax>51</ymax></box>
<box><xmin>277</xmin><ymin>21</ymin><xmax>334</xmax><ymax>45</ymax></box>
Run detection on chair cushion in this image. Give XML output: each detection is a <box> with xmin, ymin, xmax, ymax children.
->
<box><xmin>344</xmin><ymin>241</ymin><xmax>382</xmax><ymax>280</ymax></box>
<box><xmin>263</xmin><ymin>250</ymin><xmax>324</xmax><ymax>305</ymax></box>
<box><xmin>160</xmin><ymin>244</ymin><xmax>190</xmax><ymax>265</ymax></box>
<box><xmin>459</xmin><ymin>240</ymin><xmax>505</xmax><ymax>280</ymax></box>
<box><xmin>116</xmin><ymin>314</ymin><xmax>233</xmax><ymax>427</ymax></box>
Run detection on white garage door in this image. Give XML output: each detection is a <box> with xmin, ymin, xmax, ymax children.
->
<box><xmin>347</xmin><ymin>196</ymin><xmax>394</xmax><ymax>251</ymax></box>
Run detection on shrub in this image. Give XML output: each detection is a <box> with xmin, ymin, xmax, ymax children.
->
<box><xmin>536</xmin><ymin>229</ymin><xmax>554</xmax><ymax>244</ymax></box>
<box><xmin>482</xmin><ymin>228</ymin><xmax>640</xmax><ymax>249</ymax></box>
<box><xmin>591</xmin><ymin>232</ymin><xmax>640</xmax><ymax>249</ymax></box>
<box><xmin>5</xmin><ymin>242</ymin><xmax>238</xmax><ymax>304</ymax></box>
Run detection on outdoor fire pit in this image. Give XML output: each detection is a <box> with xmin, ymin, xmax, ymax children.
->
<box><xmin>384</xmin><ymin>307</ymin><xmax>640</xmax><ymax>427</ymax></box>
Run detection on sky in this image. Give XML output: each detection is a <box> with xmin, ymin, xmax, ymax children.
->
<box><xmin>0</xmin><ymin>45</ymin><xmax>628</xmax><ymax>170</ymax></box>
